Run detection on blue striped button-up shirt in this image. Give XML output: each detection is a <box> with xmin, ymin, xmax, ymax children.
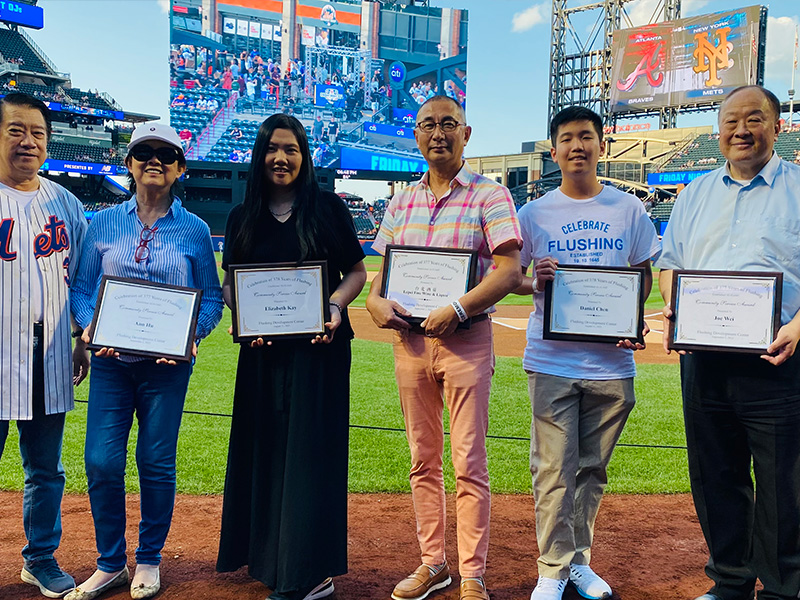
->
<box><xmin>71</xmin><ymin>195</ymin><xmax>223</xmax><ymax>340</ymax></box>
<box><xmin>656</xmin><ymin>153</ymin><xmax>800</xmax><ymax>325</ymax></box>
<box><xmin>0</xmin><ymin>177</ymin><xmax>87</xmax><ymax>420</ymax></box>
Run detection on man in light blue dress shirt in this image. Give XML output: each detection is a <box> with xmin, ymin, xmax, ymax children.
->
<box><xmin>657</xmin><ymin>85</ymin><xmax>800</xmax><ymax>600</ymax></box>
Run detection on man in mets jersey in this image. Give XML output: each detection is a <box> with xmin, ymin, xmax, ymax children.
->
<box><xmin>0</xmin><ymin>92</ymin><xmax>88</xmax><ymax>597</ymax></box>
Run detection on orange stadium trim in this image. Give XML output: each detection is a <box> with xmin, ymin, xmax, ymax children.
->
<box><xmin>296</xmin><ymin>4</ymin><xmax>361</xmax><ymax>26</ymax></box>
<box><xmin>218</xmin><ymin>0</ymin><xmax>282</xmax><ymax>14</ymax></box>
<box><xmin>218</xmin><ymin>0</ymin><xmax>361</xmax><ymax>27</ymax></box>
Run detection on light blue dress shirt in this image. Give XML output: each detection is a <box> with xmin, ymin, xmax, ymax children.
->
<box><xmin>656</xmin><ymin>152</ymin><xmax>800</xmax><ymax>325</ymax></box>
<box><xmin>71</xmin><ymin>195</ymin><xmax>223</xmax><ymax>339</ymax></box>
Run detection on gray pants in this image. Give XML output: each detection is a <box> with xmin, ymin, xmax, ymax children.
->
<box><xmin>528</xmin><ymin>372</ymin><xmax>635</xmax><ymax>579</ymax></box>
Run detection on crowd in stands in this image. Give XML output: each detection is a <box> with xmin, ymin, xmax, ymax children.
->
<box><xmin>0</xmin><ymin>78</ymin><xmax>117</xmax><ymax>111</ymax></box>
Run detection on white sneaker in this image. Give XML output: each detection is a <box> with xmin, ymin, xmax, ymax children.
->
<box><xmin>569</xmin><ymin>564</ymin><xmax>612</xmax><ymax>600</ymax></box>
<box><xmin>530</xmin><ymin>576</ymin><xmax>567</xmax><ymax>600</ymax></box>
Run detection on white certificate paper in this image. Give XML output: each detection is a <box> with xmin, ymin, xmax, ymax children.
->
<box><xmin>233</xmin><ymin>265</ymin><xmax>325</xmax><ymax>338</ymax></box>
<box><xmin>547</xmin><ymin>268</ymin><xmax>642</xmax><ymax>340</ymax></box>
<box><xmin>383</xmin><ymin>247</ymin><xmax>475</xmax><ymax>319</ymax></box>
<box><xmin>92</xmin><ymin>278</ymin><xmax>199</xmax><ymax>359</ymax></box>
<box><xmin>673</xmin><ymin>274</ymin><xmax>779</xmax><ymax>351</ymax></box>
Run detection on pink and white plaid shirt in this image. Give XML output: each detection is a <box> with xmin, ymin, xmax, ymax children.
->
<box><xmin>373</xmin><ymin>161</ymin><xmax>522</xmax><ymax>284</ymax></box>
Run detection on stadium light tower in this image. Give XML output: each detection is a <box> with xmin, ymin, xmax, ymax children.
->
<box><xmin>548</xmin><ymin>0</ymin><xmax>681</xmax><ymax>131</ymax></box>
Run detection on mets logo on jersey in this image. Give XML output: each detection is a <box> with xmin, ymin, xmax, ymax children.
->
<box><xmin>0</xmin><ymin>215</ymin><xmax>70</xmax><ymax>261</ymax></box>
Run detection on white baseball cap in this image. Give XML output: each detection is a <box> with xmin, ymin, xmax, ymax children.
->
<box><xmin>127</xmin><ymin>122</ymin><xmax>183</xmax><ymax>152</ymax></box>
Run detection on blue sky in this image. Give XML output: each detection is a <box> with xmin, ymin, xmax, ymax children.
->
<box><xmin>27</xmin><ymin>0</ymin><xmax>800</xmax><ymax>158</ymax></box>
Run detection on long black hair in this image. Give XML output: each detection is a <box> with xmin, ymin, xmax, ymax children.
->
<box><xmin>231</xmin><ymin>113</ymin><xmax>340</xmax><ymax>263</ymax></box>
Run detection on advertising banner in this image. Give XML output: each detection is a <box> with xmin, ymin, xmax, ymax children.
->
<box><xmin>610</xmin><ymin>6</ymin><xmax>765</xmax><ymax>113</ymax></box>
<box><xmin>364</xmin><ymin>122</ymin><xmax>415</xmax><ymax>140</ymax></box>
<box><xmin>340</xmin><ymin>147</ymin><xmax>428</xmax><ymax>173</ymax></box>
<box><xmin>314</xmin><ymin>83</ymin><xmax>346</xmax><ymax>108</ymax></box>
<box><xmin>301</xmin><ymin>25</ymin><xmax>315</xmax><ymax>46</ymax></box>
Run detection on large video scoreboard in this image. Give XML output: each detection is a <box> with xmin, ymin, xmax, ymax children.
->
<box><xmin>0</xmin><ymin>1</ymin><xmax>43</xmax><ymax>29</ymax></box>
<box><xmin>610</xmin><ymin>5</ymin><xmax>767</xmax><ymax>114</ymax></box>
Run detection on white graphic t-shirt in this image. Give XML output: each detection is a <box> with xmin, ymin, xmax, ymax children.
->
<box><xmin>518</xmin><ymin>185</ymin><xmax>661</xmax><ymax>379</ymax></box>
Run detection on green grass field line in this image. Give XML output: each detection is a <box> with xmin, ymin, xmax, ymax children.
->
<box><xmin>2</xmin><ymin>258</ymin><xmax>679</xmax><ymax>495</ymax></box>
<box><xmin>0</xmin><ymin>315</ymin><xmax>688</xmax><ymax>495</ymax></box>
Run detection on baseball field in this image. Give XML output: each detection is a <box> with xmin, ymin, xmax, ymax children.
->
<box><xmin>0</xmin><ymin>256</ymin><xmax>714</xmax><ymax>600</ymax></box>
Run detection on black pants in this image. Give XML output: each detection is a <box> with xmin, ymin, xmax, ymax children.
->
<box><xmin>681</xmin><ymin>351</ymin><xmax>800</xmax><ymax>600</ymax></box>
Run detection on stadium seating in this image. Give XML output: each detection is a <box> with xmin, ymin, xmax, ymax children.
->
<box><xmin>0</xmin><ymin>28</ymin><xmax>51</xmax><ymax>74</ymax></box>
<box><xmin>204</xmin><ymin>119</ymin><xmax>260</xmax><ymax>162</ymax></box>
<box><xmin>62</xmin><ymin>86</ymin><xmax>116</xmax><ymax>110</ymax></box>
<box><xmin>15</xmin><ymin>81</ymin><xmax>59</xmax><ymax>98</ymax></box>
<box><xmin>660</xmin><ymin>134</ymin><xmax>723</xmax><ymax>171</ymax></box>
<box><xmin>47</xmin><ymin>142</ymin><xmax>122</xmax><ymax>165</ymax></box>
<box><xmin>661</xmin><ymin>131</ymin><xmax>800</xmax><ymax>171</ymax></box>
<box><xmin>649</xmin><ymin>202</ymin><xmax>675</xmax><ymax>221</ymax></box>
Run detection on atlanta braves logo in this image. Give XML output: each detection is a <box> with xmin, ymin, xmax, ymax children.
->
<box><xmin>34</xmin><ymin>215</ymin><xmax>70</xmax><ymax>259</ymax></box>
<box><xmin>617</xmin><ymin>39</ymin><xmax>665</xmax><ymax>92</ymax></box>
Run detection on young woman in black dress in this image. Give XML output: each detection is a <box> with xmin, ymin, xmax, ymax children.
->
<box><xmin>216</xmin><ymin>114</ymin><xmax>367</xmax><ymax>600</ymax></box>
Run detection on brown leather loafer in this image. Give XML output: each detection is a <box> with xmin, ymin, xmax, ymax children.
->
<box><xmin>391</xmin><ymin>564</ymin><xmax>452</xmax><ymax>600</ymax></box>
<box><xmin>460</xmin><ymin>578</ymin><xmax>489</xmax><ymax>600</ymax></box>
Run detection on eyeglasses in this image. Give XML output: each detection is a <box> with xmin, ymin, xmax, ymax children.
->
<box><xmin>130</xmin><ymin>144</ymin><xmax>182</xmax><ymax>165</ymax></box>
<box><xmin>415</xmin><ymin>120</ymin><xmax>465</xmax><ymax>134</ymax></box>
<box><xmin>134</xmin><ymin>226</ymin><xmax>157</xmax><ymax>263</ymax></box>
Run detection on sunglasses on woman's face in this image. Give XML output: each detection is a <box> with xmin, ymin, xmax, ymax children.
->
<box><xmin>130</xmin><ymin>144</ymin><xmax>181</xmax><ymax>165</ymax></box>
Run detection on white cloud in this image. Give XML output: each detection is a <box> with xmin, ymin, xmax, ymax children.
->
<box><xmin>624</xmin><ymin>0</ymin><xmax>709</xmax><ymax>28</ymax></box>
<box><xmin>157</xmin><ymin>0</ymin><xmax>170</xmax><ymax>14</ymax></box>
<box><xmin>511</xmin><ymin>4</ymin><xmax>547</xmax><ymax>33</ymax></box>
<box><xmin>764</xmin><ymin>15</ymin><xmax>800</xmax><ymax>88</ymax></box>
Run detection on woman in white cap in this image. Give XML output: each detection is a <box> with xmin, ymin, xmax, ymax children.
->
<box><xmin>67</xmin><ymin>123</ymin><xmax>223</xmax><ymax>600</ymax></box>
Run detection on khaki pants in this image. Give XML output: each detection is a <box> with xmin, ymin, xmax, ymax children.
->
<box><xmin>393</xmin><ymin>319</ymin><xmax>494</xmax><ymax>578</ymax></box>
<box><xmin>528</xmin><ymin>372</ymin><xmax>635</xmax><ymax>579</ymax></box>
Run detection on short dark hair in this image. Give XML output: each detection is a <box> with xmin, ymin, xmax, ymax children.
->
<box><xmin>417</xmin><ymin>95</ymin><xmax>466</xmax><ymax>124</ymax></box>
<box><xmin>549</xmin><ymin>106</ymin><xmax>603</xmax><ymax>146</ymax></box>
<box><xmin>0</xmin><ymin>92</ymin><xmax>52</xmax><ymax>140</ymax></box>
<box><xmin>721</xmin><ymin>85</ymin><xmax>781</xmax><ymax>122</ymax></box>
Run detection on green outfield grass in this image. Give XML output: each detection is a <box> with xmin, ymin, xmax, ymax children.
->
<box><xmin>0</xmin><ymin>256</ymin><xmax>683</xmax><ymax>496</ymax></box>
<box><xmin>0</xmin><ymin>310</ymin><xmax>686</xmax><ymax>496</ymax></box>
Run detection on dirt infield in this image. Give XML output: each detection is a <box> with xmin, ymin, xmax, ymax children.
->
<box><xmin>348</xmin><ymin>305</ymin><xmax>679</xmax><ymax>365</ymax></box>
<box><xmin>0</xmin><ymin>491</ymin><xmax>711</xmax><ymax>600</ymax></box>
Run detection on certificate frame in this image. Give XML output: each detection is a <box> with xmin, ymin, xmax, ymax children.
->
<box><xmin>88</xmin><ymin>275</ymin><xmax>202</xmax><ymax>362</ymax></box>
<box><xmin>543</xmin><ymin>264</ymin><xmax>646</xmax><ymax>344</ymax></box>
<box><xmin>229</xmin><ymin>261</ymin><xmax>330</xmax><ymax>343</ymax></box>
<box><xmin>379</xmin><ymin>245</ymin><xmax>478</xmax><ymax>327</ymax></box>
<box><xmin>667</xmin><ymin>270</ymin><xmax>783</xmax><ymax>354</ymax></box>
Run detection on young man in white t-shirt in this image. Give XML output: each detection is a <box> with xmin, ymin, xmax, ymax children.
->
<box><xmin>516</xmin><ymin>106</ymin><xmax>661</xmax><ymax>600</ymax></box>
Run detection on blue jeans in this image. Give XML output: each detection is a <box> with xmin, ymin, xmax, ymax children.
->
<box><xmin>84</xmin><ymin>355</ymin><xmax>191</xmax><ymax>572</ymax></box>
<box><xmin>0</xmin><ymin>323</ymin><xmax>67</xmax><ymax>564</ymax></box>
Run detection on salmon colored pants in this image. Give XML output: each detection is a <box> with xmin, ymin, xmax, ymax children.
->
<box><xmin>392</xmin><ymin>319</ymin><xmax>495</xmax><ymax>578</ymax></box>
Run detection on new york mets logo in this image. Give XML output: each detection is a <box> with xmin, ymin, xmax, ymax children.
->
<box><xmin>0</xmin><ymin>218</ymin><xmax>16</xmax><ymax>261</ymax></box>
<box><xmin>693</xmin><ymin>27</ymin><xmax>734</xmax><ymax>88</ymax></box>
<box><xmin>63</xmin><ymin>255</ymin><xmax>71</xmax><ymax>286</ymax></box>
<box><xmin>34</xmin><ymin>215</ymin><xmax>70</xmax><ymax>258</ymax></box>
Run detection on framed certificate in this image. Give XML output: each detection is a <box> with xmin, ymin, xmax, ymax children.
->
<box><xmin>88</xmin><ymin>276</ymin><xmax>202</xmax><ymax>362</ymax></box>
<box><xmin>667</xmin><ymin>270</ymin><xmax>782</xmax><ymax>353</ymax></box>
<box><xmin>380</xmin><ymin>245</ymin><xmax>478</xmax><ymax>326</ymax></box>
<box><xmin>230</xmin><ymin>262</ymin><xmax>330</xmax><ymax>342</ymax></box>
<box><xmin>543</xmin><ymin>265</ymin><xmax>646</xmax><ymax>344</ymax></box>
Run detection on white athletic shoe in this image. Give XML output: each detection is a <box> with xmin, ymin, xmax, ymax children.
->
<box><xmin>530</xmin><ymin>576</ymin><xmax>567</xmax><ymax>600</ymax></box>
<box><xmin>569</xmin><ymin>564</ymin><xmax>612</xmax><ymax>600</ymax></box>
